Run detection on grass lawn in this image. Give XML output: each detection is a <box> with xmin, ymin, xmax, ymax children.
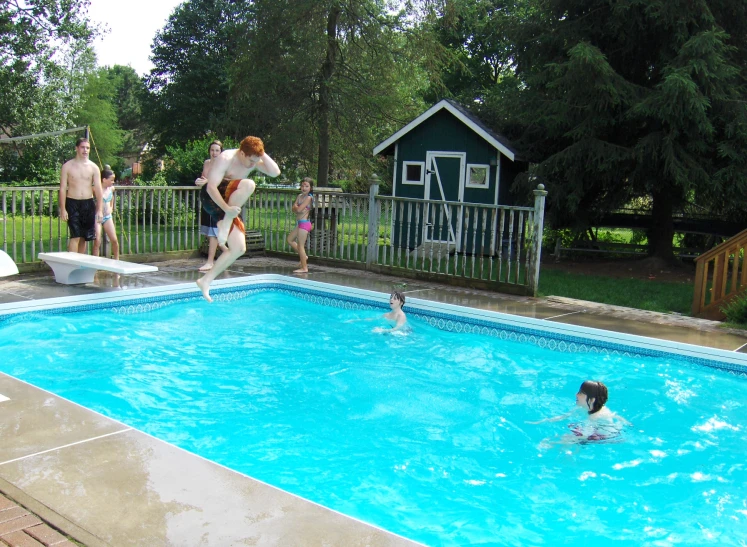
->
<box><xmin>538</xmin><ymin>268</ymin><xmax>693</xmax><ymax>315</ymax></box>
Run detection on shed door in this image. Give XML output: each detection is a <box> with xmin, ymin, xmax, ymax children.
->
<box><xmin>424</xmin><ymin>152</ymin><xmax>465</xmax><ymax>244</ymax></box>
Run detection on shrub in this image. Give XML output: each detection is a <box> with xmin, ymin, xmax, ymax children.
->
<box><xmin>721</xmin><ymin>292</ymin><xmax>747</xmax><ymax>325</ymax></box>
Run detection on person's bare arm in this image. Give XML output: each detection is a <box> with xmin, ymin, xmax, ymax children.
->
<box><xmin>196</xmin><ymin>159</ymin><xmax>210</xmax><ymax>186</ymax></box>
<box><xmin>254</xmin><ymin>153</ymin><xmax>281</xmax><ymax>177</ymax></box>
<box><xmin>392</xmin><ymin>312</ymin><xmax>407</xmax><ymax>331</ymax></box>
<box><xmin>526</xmin><ymin>410</ymin><xmax>575</xmax><ymax>425</ymax></box>
<box><xmin>292</xmin><ymin>195</ymin><xmax>312</xmax><ymax>213</ymax></box>
<box><xmin>206</xmin><ymin>155</ymin><xmax>240</xmax><ymax>216</ymax></box>
<box><xmin>92</xmin><ymin>166</ymin><xmax>103</xmax><ymax>220</ymax></box>
<box><xmin>59</xmin><ymin>163</ymin><xmax>69</xmax><ymax>221</ymax></box>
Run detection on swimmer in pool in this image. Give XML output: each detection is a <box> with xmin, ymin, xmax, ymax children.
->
<box><xmin>372</xmin><ymin>291</ymin><xmax>407</xmax><ymax>333</ymax></box>
<box><xmin>527</xmin><ymin>380</ymin><xmax>631</xmax><ymax>444</ymax></box>
<box><xmin>348</xmin><ymin>291</ymin><xmax>408</xmax><ymax>333</ymax></box>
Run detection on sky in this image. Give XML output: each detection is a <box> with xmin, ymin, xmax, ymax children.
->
<box><xmin>87</xmin><ymin>0</ymin><xmax>185</xmax><ymax>76</ymax></box>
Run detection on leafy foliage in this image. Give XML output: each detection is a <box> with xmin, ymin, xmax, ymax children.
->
<box><xmin>144</xmin><ymin>0</ymin><xmax>253</xmax><ymax>154</ymax></box>
<box><xmin>162</xmin><ymin>134</ymin><xmax>239</xmax><ymax>185</ymax></box>
<box><xmin>502</xmin><ymin>0</ymin><xmax>747</xmax><ymax>260</ymax></box>
<box><xmin>0</xmin><ymin>0</ymin><xmax>96</xmax><ymax>182</ymax></box>
<box><xmin>721</xmin><ymin>291</ymin><xmax>747</xmax><ymax>325</ymax></box>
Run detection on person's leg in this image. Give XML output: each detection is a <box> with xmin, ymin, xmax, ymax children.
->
<box><xmin>200</xmin><ymin>236</ymin><xmax>219</xmax><ymax>271</ymax></box>
<box><xmin>92</xmin><ymin>222</ymin><xmax>102</xmax><ymax>256</ymax></box>
<box><xmin>287</xmin><ymin>226</ymin><xmax>299</xmax><ymax>252</ymax></box>
<box><xmin>77</xmin><ymin>238</ymin><xmax>87</xmax><ymax>254</ymax></box>
<box><xmin>67</xmin><ymin>237</ymin><xmax>81</xmax><ymax>253</ymax></box>
<box><xmin>216</xmin><ymin>179</ymin><xmax>256</xmax><ymax>245</ymax></box>
<box><xmin>103</xmin><ymin>220</ymin><xmax>119</xmax><ymax>260</ymax></box>
<box><xmin>294</xmin><ymin>229</ymin><xmax>309</xmax><ymax>273</ymax></box>
<box><xmin>196</xmin><ymin>226</ymin><xmax>246</xmax><ymax>302</ymax></box>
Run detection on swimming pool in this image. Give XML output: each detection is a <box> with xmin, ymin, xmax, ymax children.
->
<box><xmin>1</xmin><ymin>275</ymin><xmax>746</xmax><ymax>546</ymax></box>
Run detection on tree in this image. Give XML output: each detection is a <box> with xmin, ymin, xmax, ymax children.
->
<box><xmin>75</xmin><ymin>66</ymin><xmax>125</xmax><ymax>168</ymax></box>
<box><xmin>503</xmin><ymin>0</ymin><xmax>747</xmax><ymax>261</ymax></box>
<box><xmin>104</xmin><ymin>65</ymin><xmax>149</xmax><ymax>163</ymax></box>
<box><xmin>229</xmin><ymin>0</ymin><xmax>430</xmax><ymax>185</ymax></box>
<box><xmin>144</xmin><ymin>0</ymin><xmax>253</xmax><ymax>154</ymax></box>
<box><xmin>0</xmin><ymin>0</ymin><xmax>96</xmax><ymax>182</ymax></box>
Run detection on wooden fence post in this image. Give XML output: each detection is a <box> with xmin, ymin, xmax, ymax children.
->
<box><xmin>528</xmin><ymin>183</ymin><xmax>548</xmax><ymax>296</ymax></box>
<box><xmin>366</xmin><ymin>174</ymin><xmax>380</xmax><ymax>267</ymax></box>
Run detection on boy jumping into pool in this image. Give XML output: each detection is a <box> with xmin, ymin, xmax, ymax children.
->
<box><xmin>196</xmin><ymin>136</ymin><xmax>281</xmax><ymax>302</ymax></box>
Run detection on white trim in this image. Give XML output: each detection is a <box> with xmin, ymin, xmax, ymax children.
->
<box><xmin>391</xmin><ymin>143</ymin><xmax>398</xmax><ymax>197</ymax></box>
<box><xmin>401</xmin><ymin>161</ymin><xmax>425</xmax><ymax>186</ymax></box>
<box><xmin>493</xmin><ymin>154</ymin><xmax>501</xmax><ymax>205</ymax></box>
<box><xmin>465</xmin><ymin>163</ymin><xmax>490</xmax><ymax>189</ymax></box>
<box><xmin>373</xmin><ymin>100</ymin><xmax>516</xmax><ymax>161</ymax></box>
<box><xmin>424</xmin><ymin>152</ymin><xmax>464</xmax><ymax>245</ymax></box>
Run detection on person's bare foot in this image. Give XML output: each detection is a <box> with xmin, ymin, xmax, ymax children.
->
<box><xmin>216</xmin><ymin>218</ymin><xmax>231</xmax><ymax>246</ymax></box>
<box><xmin>293</xmin><ymin>268</ymin><xmax>308</xmax><ymax>274</ymax></box>
<box><xmin>198</xmin><ymin>262</ymin><xmax>214</xmax><ymax>272</ymax></box>
<box><xmin>196</xmin><ymin>276</ymin><xmax>213</xmax><ymax>302</ymax></box>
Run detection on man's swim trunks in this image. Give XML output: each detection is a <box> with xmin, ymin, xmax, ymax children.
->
<box><xmin>65</xmin><ymin>197</ymin><xmax>96</xmax><ymax>241</ymax></box>
<box><xmin>200</xmin><ymin>179</ymin><xmax>245</xmax><ymax>235</ymax></box>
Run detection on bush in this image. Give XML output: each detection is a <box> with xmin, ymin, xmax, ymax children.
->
<box><xmin>721</xmin><ymin>293</ymin><xmax>747</xmax><ymax>325</ymax></box>
<box><xmin>162</xmin><ymin>135</ymin><xmax>240</xmax><ymax>185</ymax></box>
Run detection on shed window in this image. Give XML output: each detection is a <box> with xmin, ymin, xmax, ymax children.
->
<box><xmin>402</xmin><ymin>161</ymin><xmax>425</xmax><ymax>185</ymax></box>
<box><xmin>466</xmin><ymin>164</ymin><xmax>490</xmax><ymax>188</ymax></box>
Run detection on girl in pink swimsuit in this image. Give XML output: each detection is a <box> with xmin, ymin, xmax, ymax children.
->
<box><xmin>287</xmin><ymin>177</ymin><xmax>314</xmax><ymax>273</ymax></box>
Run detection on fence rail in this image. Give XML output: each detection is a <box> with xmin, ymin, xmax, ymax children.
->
<box><xmin>1</xmin><ymin>180</ymin><xmax>548</xmax><ymax>295</ymax></box>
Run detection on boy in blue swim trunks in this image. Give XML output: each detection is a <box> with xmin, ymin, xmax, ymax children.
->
<box><xmin>59</xmin><ymin>137</ymin><xmax>103</xmax><ymax>253</ymax></box>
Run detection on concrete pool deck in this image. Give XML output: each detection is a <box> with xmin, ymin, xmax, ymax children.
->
<box><xmin>1</xmin><ymin>255</ymin><xmax>746</xmax><ymax>546</ymax></box>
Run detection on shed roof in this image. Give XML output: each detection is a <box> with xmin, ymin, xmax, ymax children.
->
<box><xmin>373</xmin><ymin>99</ymin><xmax>519</xmax><ymax>161</ymax></box>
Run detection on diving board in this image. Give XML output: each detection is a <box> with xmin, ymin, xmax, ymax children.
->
<box><xmin>38</xmin><ymin>252</ymin><xmax>158</xmax><ymax>285</ymax></box>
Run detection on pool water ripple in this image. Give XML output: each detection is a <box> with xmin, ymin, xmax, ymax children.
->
<box><xmin>1</xmin><ymin>290</ymin><xmax>746</xmax><ymax>546</ymax></box>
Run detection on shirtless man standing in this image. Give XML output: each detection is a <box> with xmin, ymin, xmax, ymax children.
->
<box><xmin>59</xmin><ymin>138</ymin><xmax>103</xmax><ymax>253</ymax></box>
<box><xmin>196</xmin><ymin>136</ymin><xmax>281</xmax><ymax>302</ymax></box>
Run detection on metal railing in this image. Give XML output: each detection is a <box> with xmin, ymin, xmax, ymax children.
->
<box><xmin>1</xmin><ymin>181</ymin><xmax>548</xmax><ymax>295</ymax></box>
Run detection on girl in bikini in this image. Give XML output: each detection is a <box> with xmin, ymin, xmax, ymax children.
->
<box><xmin>92</xmin><ymin>169</ymin><xmax>120</xmax><ymax>260</ymax></box>
<box><xmin>287</xmin><ymin>177</ymin><xmax>314</xmax><ymax>273</ymax></box>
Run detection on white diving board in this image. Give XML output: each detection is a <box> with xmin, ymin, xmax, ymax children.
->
<box><xmin>38</xmin><ymin>252</ymin><xmax>158</xmax><ymax>285</ymax></box>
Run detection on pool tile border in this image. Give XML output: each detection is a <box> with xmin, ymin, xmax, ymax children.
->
<box><xmin>1</xmin><ymin>277</ymin><xmax>745</xmax><ymax>378</ymax></box>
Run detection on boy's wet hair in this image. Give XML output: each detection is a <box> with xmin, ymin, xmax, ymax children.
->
<box><xmin>391</xmin><ymin>290</ymin><xmax>405</xmax><ymax>307</ymax></box>
<box><xmin>579</xmin><ymin>380</ymin><xmax>608</xmax><ymax>414</ymax></box>
<box><xmin>208</xmin><ymin>140</ymin><xmax>223</xmax><ymax>153</ymax></box>
<box><xmin>76</xmin><ymin>137</ymin><xmax>89</xmax><ymax>147</ymax></box>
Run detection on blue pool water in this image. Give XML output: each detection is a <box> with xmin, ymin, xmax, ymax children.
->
<box><xmin>1</xmin><ymin>290</ymin><xmax>746</xmax><ymax>546</ymax></box>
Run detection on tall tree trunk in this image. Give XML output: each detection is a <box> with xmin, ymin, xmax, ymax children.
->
<box><xmin>648</xmin><ymin>187</ymin><xmax>676</xmax><ymax>262</ymax></box>
<box><xmin>317</xmin><ymin>5</ymin><xmax>341</xmax><ymax>186</ymax></box>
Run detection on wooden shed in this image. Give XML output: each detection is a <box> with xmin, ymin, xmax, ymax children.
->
<box><xmin>373</xmin><ymin>99</ymin><xmax>528</xmax><ymax>251</ymax></box>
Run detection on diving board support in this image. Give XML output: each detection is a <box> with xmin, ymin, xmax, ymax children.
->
<box><xmin>0</xmin><ymin>250</ymin><xmax>19</xmax><ymax>277</ymax></box>
<box><xmin>38</xmin><ymin>252</ymin><xmax>158</xmax><ymax>285</ymax></box>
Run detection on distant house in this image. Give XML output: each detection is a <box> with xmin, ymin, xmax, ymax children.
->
<box><xmin>373</xmin><ymin>99</ymin><xmax>528</xmax><ymax>251</ymax></box>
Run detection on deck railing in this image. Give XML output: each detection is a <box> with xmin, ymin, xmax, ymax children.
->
<box><xmin>0</xmin><ymin>186</ymin><xmax>201</xmax><ymax>262</ymax></box>
<box><xmin>692</xmin><ymin>227</ymin><xmax>747</xmax><ymax>319</ymax></box>
<box><xmin>1</xmin><ymin>180</ymin><xmax>548</xmax><ymax>295</ymax></box>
